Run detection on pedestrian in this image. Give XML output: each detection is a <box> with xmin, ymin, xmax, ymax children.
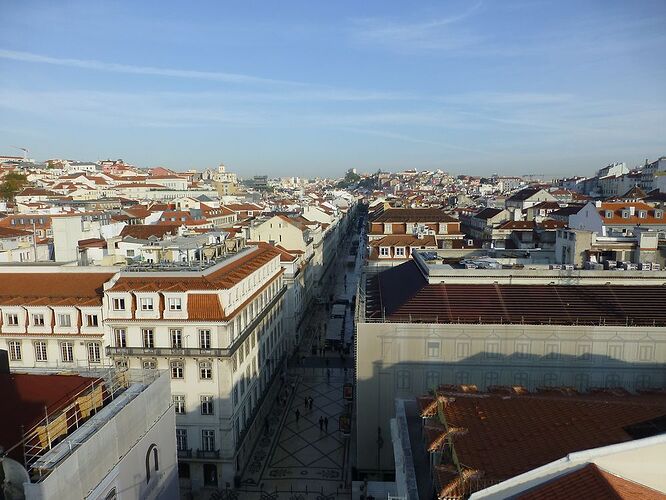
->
<box><xmin>324</xmin><ymin>417</ymin><xmax>329</xmax><ymax>432</ymax></box>
<box><xmin>295</xmin><ymin>409</ymin><xmax>300</xmax><ymax>422</ymax></box>
<box><xmin>319</xmin><ymin>416</ymin><xmax>324</xmax><ymax>431</ymax></box>
<box><xmin>304</xmin><ymin>396</ymin><xmax>308</xmax><ymax>408</ymax></box>
<box><xmin>326</xmin><ymin>368</ymin><xmax>331</xmax><ymax>381</ymax></box>
<box><xmin>308</xmin><ymin>396</ymin><xmax>313</xmax><ymax>409</ymax></box>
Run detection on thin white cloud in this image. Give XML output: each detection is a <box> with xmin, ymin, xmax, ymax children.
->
<box><xmin>351</xmin><ymin>2</ymin><xmax>484</xmax><ymax>52</ymax></box>
<box><xmin>0</xmin><ymin>48</ymin><xmax>303</xmax><ymax>86</ymax></box>
<box><xmin>339</xmin><ymin>127</ymin><xmax>482</xmax><ymax>153</ymax></box>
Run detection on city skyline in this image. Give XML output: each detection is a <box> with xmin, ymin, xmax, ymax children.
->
<box><xmin>1</xmin><ymin>0</ymin><xmax>665</xmax><ymax>176</ymax></box>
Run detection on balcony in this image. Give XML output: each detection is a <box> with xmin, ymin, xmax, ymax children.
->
<box><xmin>196</xmin><ymin>449</ymin><xmax>220</xmax><ymax>459</ymax></box>
<box><xmin>177</xmin><ymin>448</ymin><xmax>192</xmax><ymax>458</ymax></box>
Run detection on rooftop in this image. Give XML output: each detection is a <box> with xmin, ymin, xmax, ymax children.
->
<box><xmin>418</xmin><ymin>387</ymin><xmax>666</xmax><ymax>498</ymax></box>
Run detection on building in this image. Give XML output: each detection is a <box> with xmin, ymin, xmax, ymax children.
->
<box><xmin>367</xmin><ymin>207</ymin><xmax>463</xmax><ymax>249</ymax></box>
<box><xmin>354</xmin><ymin>251</ymin><xmax>666</xmax><ymax>475</ymax></box>
<box><xmin>504</xmin><ymin>187</ymin><xmax>556</xmax><ymax>212</ymax></box>
<box><xmin>0</xmin><ymin>362</ymin><xmax>178</xmax><ymax>500</ymax></box>
<box><xmin>103</xmin><ymin>244</ymin><xmax>288</xmax><ymax>492</ymax></box>
<box><xmin>409</xmin><ymin>386</ymin><xmax>666</xmax><ymax>499</ymax></box>
<box><xmin>0</xmin><ymin>244</ymin><xmax>289</xmax><ymax>495</ymax></box>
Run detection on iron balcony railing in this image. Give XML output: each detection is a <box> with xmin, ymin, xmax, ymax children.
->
<box><xmin>196</xmin><ymin>449</ymin><xmax>220</xmax><ymax>459</ymax></box>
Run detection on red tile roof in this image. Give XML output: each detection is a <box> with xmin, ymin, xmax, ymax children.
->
<box><xmin>368</xmin><ymin>261</ymin><xmax>666</xmax><ymax>326</ymax></box>
<box><xmin>0</xmin><ymin>272</ymin><xmax>114</xmax><ymax>306</ymax></box>
<box><xmin>109</xmin><ymin>245</ymin><xmax>281</xmax><ymax>292</ymax></box>
<box><xmin>187</xmin><ymin>293</ymin><xmax>224</xmax><ymax>320</ymax></box>
<box><xmin>425</xmin><ymin>389</ymin><xmax>666</xmax><ymax>498</ymax></box>
<box><xmin>518</xmin><ymin>463</ymin><xmax>666</xmax><ymax>500</ymax></box>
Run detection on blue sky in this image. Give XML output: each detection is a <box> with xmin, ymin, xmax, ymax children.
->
<box><xmin>1</xmin><ymin>0</ymin><xmax>665</xmax><ymax>177</ymax></box>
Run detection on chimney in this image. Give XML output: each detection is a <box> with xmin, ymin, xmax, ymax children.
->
<box><xmin>629</xmin><ymin>206</ymin><xmax>635</xmax><ymax>216</ymax></box>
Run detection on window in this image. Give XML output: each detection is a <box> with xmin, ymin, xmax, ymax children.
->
<box><xmin>638</xmin><ymin>210</ymin><xmax>647</xmax><ymax>219</ymax></box>
<box><xmin>379</xmin><ymin>247</ymin><xmax>390</xmax><ymax>257</ymax></box>
<box><xmin>485</xmin><ymin>371</ymin><xmax>499</xmax><ymax>388</ymax></box>
<box><xmin>200</xmin><ymin>361</ymin><xmax>212</xmax><ymax>379</ymax></box>
<box><xmin>425</xmin><ymin>370</ymin><xmax>439</xmax><ymax>389</ymax></box>
<box><xmin>143</xmin><ymin>359</ymin><xmax>157</xmax><ymax>370</ymax></box>
<box><xmin>426</xmin><ymin>341</ymin><xmax>440</xmax><ymax>358</ymax></box>
<box><xmin>485</xmin><ymin>341</ymin><xmax>500</xmax><ymax>358</ymax></box>
<box><xmin>176</xmin><ymin>429</ymin><xmax>188</xmax><ymax>450</ymax></box>
<box><xmin>577</xmin><ymin>343</ymin><xmax>592</xmax><ymax>360</ymax></box>
<box><xmin>456</xmin><ymin>341</ymin><xmax>470</xmax><ymax>359</ymax></box>
<box><xmin>86</xmin><ymin>314</ymin><xmax>99</xmax><ymax>327</ymax></box>
<box><xmin>58</xmin><ymin>314</ymin><xmax>71</xmax><ymax>327</ymax></box>
<box><xmin>639</xmin><ymin>344</ymin><xmax>654</xmax><ymax>361</ymax></box>
<box><xmin>543</xmin><ymin>373</ymin><xmax>558</xmax><ymax>386</ymax></box>
<box><xmin>126</xmin><ymin>249</ymin><xmax>135</xmax><ymax>257</ymax></box>
<box><xmin>168</xmin><ymin>297</ymin><xmax>182</xmax><ymax>311</ymax></box>
<box><xmin>574</xmin><ymin>373</ymin><xmax>590</xmax><ymax>391</ymax></box>
<box><xmin>396</xmin><ymin>370</ymin><xmax>411</xmax><ymax>390</ymax></box>
<box><xmin>655</xmin><ymin>209</ymin><xmax>663</xmax><ymax>219</ymax></box>
<box><xmin>170</xmin><ymin>329</ymin><xmax>182</xmax><ymax>348</ymax></box>
<box><xmin>516</xmin><ymin>342</ymin><xmax>530</xmax><ymax>359</ymax></box>
<box><xmin>32</xmin><ymin>313</ymin><xmax>45</xmax><ymax>326</ymax></box>
<box><xmin>171</xmin><ymin>361</ymin><xmax>184</xmax><ymax>379</ymax></box>
<box><xmin>199</xmin><ymin>329</ymin><xmax>211</xmax><ymax>349</ymax></box>
<box><xmin>607</xmin><ymin>343</ymin><xmax>623</xmax><ymax>360</ymax></box>
<box><xmin>622</xmin><ymin>210</ymin><xmax>630</xmax><ymax>219</ymax></box>
<box><xmin>514</xmin><ymin>372</ymin><xmax>529</xmax><ymax>386</ymax></box>
<box><xmin>178</xmin><ymin>463</ymin><xmax>190</xmax><ymax>479</ymax></box>
<box><xmin>606</xmin><ymin>373</ymin><xmax>622</xmax><ymax>387</ymax></box>
<box><xmin>60</xmin><ymin>342</ymin><xmax>74</xmax><ymax>362</ymax></box>
<box><xmin>201</xmin><ymin>430</ymin><xmax>216</xmax><ymax>451</ymax></box>
<box><xmin>140</xmin><ymin>297</ymin><xmax>154</xmax><ymax>311</ymax></box>
<box><xmin>6</xmin><ymin>313</ymin><xmax>19</xmax><ymax>326</ymax></box>
<box><xmin>201</xmin><ymin>395</ymin><xmax>214</xmax><ymax>415</ymax></box>
<box><xmin>87</xmin><ymin>342</ymin><xmax>101</xmax><ymax>363</ymax></box>
<box><xmin>173</xmin><ymin>395</ymin><xmax>186</xmax><ymax>414</ymax></box>
<box><xmin>544</xmin><ymin>342</ymin><xmax>560</xmax><ymax>359</ymax></box>
<box><xmin>8</xmin><ymin>341</ymin><xmax>22</xmax><ymax>361</ymax></box>
<box><xmin>395</xmin><ymin>247</ymin><xmax>406</xmax><ymax>257</ymax></box>
<box><xmin>34</xmin><ymin>341</ymin><xmax>48</xmax><ymax>361</ymax></box>
<box><xmin>113</xmin><ymin>298</ymin><xmax>126</xmax><ymax>310</ymax></box>
<box><xmin>203</xmin><ymin>463</ymin><xmax>218</xmax><ymax>487</ymax></box>
<box><xmin>115</xmin><ymin>328</ymin><xmax>127</xmax><ymax>348</ymax></box>
<box><xmin>115</xmin><ymin>359</ymin><xmax>128</xmax><ymax>370</ymax></box>
<box><xmin>145</xmin><ymin>444</ymin><xmax>159</xmax><ymax>484</ymax></box>
<box><xmin>142</xmin><ymin>328</ymin><xmax>154</xmax><ymax>348</ymax></box>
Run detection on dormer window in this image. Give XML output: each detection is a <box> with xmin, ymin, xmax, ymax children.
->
<box><xmin>622</xmin><ymin>210</ymin><xmax>630</xmax><ymax>219</ymax></box>
<box><xmin>140</xmin><ymin>297</ymin><xmax>154</xmax><ymax>311</ymax></box>
<box><xmin>605</xmin><ymin>210</ymin><xmax>613</xmax><ymax>218</ymax></box>
<box><xmin>656</xmin><ymin>210</ymin><xmax>663</xmax><ymax>219</ymax></box>
<box><xmin>86</xmin><ymin>314</ymin><xmax>99</xmax><ymax>327</ymax></box>
<box><xmin>638</xmin><ymin>210</ymin><xmax>647</xmax><ymax>219</ymax></box>
<box><xmin>33</xmin><ymin>313</ymin><xmax>45</xmax><ymax>326</ymax></box>
<box><xmin>113</xmin><ymin>298</ymin><xmax>126</xmax><ymax>310</ymax></box>
<box><xmin>6</xmin><ymin>313</ymin><xmax>19</xmax><ymax>326</ymax></box>
<box><xmin>168</xmin><ymin>297</ymin><xmax>182</xmax><ymax>311</ymax></box>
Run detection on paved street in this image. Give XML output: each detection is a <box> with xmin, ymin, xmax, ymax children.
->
<box><xmin>235</xmin><ymin>222</ymin><xmax>364</xmax><ymax>500</ymax></box>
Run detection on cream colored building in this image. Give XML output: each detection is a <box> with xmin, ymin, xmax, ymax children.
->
<box><xmin>355</xmin><ymin>251</ymin><xmax>666</xmax><ymax>475</ymax></box>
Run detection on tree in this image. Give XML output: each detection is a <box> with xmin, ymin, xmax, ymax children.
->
<box><xmin>0</xmin><ymin>172</ymin><xmax>28</xmax><ymax>200</ymax></box>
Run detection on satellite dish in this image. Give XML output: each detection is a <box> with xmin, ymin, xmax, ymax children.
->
<box><xmin>1</xmin><ymin>454</ymin><xmax>30</xmax><ymax>500</ymax></box>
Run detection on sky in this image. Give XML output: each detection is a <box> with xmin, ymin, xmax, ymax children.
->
<box><xmin>1</xmin><ymin>0</ymin><xmax>665</xmax><ymax>178</ymax></box>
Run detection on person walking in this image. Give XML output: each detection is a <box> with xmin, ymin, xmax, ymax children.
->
<box><xmin>324</xmin><ymin>417</ymin><xmax>329</xmax><ymax>432</ymax></box>
<box><xmin>308</xmin><ymin>396</ymin><xmax>313</xmax><ymax>410</ymax></box>
<box><xmin>304</xmin><ymin>396</ymin><xmax>308</xmax><ymax>409</ymax></box>
<box><xmin>295</xmin><ymin>409</ymin><xmax>300</xmax><ymax>423</ymax></box>
<box><xmin>326</xmin><ymin>368</ymin><xmax>331</xmax><ymax>381</ymax></box>
<box><xmin>319</xmin><ymin>416</ymin><xmax>324</xmax><ymax>431</ymax></box>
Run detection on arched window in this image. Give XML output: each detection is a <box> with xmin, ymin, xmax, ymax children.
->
<box><xmin>145</xmin><ymin>443</ymin><xmax>159</xmax><ymax>483</ymax></box>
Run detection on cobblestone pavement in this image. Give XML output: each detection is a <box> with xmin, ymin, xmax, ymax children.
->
<box><xmin>235</xmin><ymin>228</ymin><xmax>363</xmax><ymax>500</ymax></box>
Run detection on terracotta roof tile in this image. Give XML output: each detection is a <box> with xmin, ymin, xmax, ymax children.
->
<box><xmin>187</xmin><ymin>294</ymin><xmax>224</xmax><ymax>320</ymax></box>
<box><xmin>0</xmin><ymin>272</ymin><xmax>114</xmax><ymax>306</ymax></box>
<box><xmin>518</xmin><ymin>463</ymin><xmax>666</xmax><ymax>500</ymax></box>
